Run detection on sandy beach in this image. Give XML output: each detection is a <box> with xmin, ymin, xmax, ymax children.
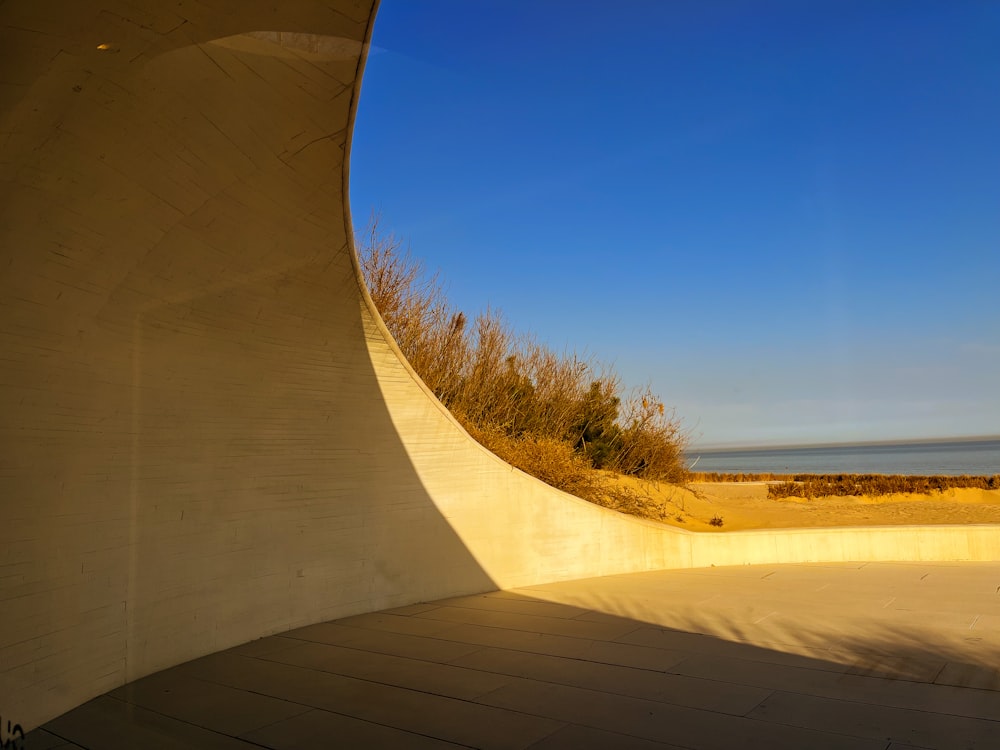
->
<box><xmin>613</xmin><ymin>477</ymin><xmax>1000</xmax><ymax>532</ymax></box>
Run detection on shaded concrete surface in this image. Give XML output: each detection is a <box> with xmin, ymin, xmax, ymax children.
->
<box><xmin>2</xmin><ymin>0</ymin><xmax>491</xmax><ymax>730</ymax></box>
<box><xmin>29</xmin><ymin>562</ymin><xmax>1000</xmax><ymax>749</ymax></box>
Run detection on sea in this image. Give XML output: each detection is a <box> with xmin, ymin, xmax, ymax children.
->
<box><xmin>685</xmin><ymin>438</ymin><xmax>1000</xmax><ymax>476</ymax></box>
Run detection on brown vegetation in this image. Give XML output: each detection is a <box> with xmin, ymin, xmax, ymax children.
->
<box><xmin>689</xmin><ymin>471</ymin><xmax>795</xmax><ymax>483</ymax></box>
<box><xmin>768</xmin><ymin>474</ymin><xmax>1000</xmax><ymax>499</ymax></box>
<box><xmin>357</xmin><ymin>214</ymin><xmax>688</xmax><ymax>512</ymax></box>
<box><xmin>357</xmin><ymin>216</ymin><xmax>999</xmax><ymax>522</ymax></box>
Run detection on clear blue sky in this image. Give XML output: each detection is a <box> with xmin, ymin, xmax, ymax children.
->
<box><xmin>349</xmin><ymin>1</ymin><xmax>1000</xmax><ymax>448</ymax></box>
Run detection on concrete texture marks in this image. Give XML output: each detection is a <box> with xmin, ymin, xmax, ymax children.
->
<box><xmin>0</xmin><ymin>0</ymin><xmax>394</xmax><ymax>731</ymax></box>
<box><xmin>26</xmin><ymin>563</ymin><xmax>1000</xmax><ymax>749</ymax></box>
<box><xmin>4</xmin><ymin>0</ymin><xmax>1000</xmax><ymax>737</ymax></box>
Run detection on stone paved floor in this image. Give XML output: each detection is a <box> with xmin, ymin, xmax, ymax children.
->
<box><xmin>29</xmin><ymin>562</ymin><xmax>1000</xmax><ymax>749</ymax></box>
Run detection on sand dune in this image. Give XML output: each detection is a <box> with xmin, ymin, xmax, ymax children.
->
<box><xmin>614</xmin><ymin>478</ymin><xmax>1000</xmax><ymax>532</ymax></box>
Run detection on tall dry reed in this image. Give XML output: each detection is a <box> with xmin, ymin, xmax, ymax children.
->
<box><xmin>356</xmin><ymin>214</ymin><xmax>689</xmax><ymax>503</ymax></box>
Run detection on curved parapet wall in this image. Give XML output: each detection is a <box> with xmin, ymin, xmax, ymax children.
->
<box><xmin>2</xmin><ymin>0</ymin><xmax>998</xmax><ymax>732</ymax></box>
<box><xmin>364</xmin><ymin>310</ymin><xmax>1000</xmax><ymax>579</ymax></box>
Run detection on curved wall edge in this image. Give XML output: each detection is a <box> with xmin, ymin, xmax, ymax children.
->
<box><xmin>2</xmin><ymin>0</ymin><xmax>997</xmax><ymax>733</ymax></box>
<box><xmin>363</xmin><ymin>312</ymin><xmax>1000</xmax><ymax>584</ymax></box>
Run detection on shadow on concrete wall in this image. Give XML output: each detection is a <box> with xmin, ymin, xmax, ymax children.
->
<box><xmin>1</xmin><ymin>0</ymin><xmax>498</xmax><ymax>730</ymax></box>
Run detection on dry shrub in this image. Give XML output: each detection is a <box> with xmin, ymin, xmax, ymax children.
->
<box><xmin>592</xmin><ymin>482</ymin><xmax>679</xmax><ymax>521</ymax></box>
<box><xmin>464</xmin><ymin>422</ymin><xmax>600</xmax><ymax>500</ymax></box>
<box><xmin>688</xmin><ymin>472</ymin><xmax>795</xmax><ymax>482</ymax></box>
<box><xmin>464</xmin><ymin>424</ymin><xmax>670</xmax><ymax>520</ymax></box>
<box><xmin>607</xmin><ymin>386</ymin><xmax>688</xmax><ymax>482</ymax></box>
<box><xmin>357</xmin><ymin>214</ymin><xmax>689</xmax><ymax>508</ymax></box>
<box><xmin>358</xmin><ymin>216</ymin><xmax>448</xmax><ymax>367</ymax></box>
<box><xmin>768</xmin><ymin>474</ymin><xmax>1000</xmax><ymax>499</ymax></box>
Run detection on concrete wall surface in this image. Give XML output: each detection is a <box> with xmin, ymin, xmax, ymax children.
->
<box><xmin>2</xmin><ymin>0</ymin><xmax>998</xmax><ymax>732</ymax></box>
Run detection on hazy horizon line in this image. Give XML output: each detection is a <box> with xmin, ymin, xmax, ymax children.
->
<box><xmin>688</xmin><ymin>434</ymin><xmax>1000</xmax><ymax>454</ymax></box>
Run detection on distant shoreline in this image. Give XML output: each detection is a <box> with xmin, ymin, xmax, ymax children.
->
<box><xmin>688</xmin><ymin>435</ymin><xmax>1000</xmax><ymax>455</ymax></box>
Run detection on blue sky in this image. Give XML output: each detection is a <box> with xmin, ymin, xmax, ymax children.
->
<box><xmin>349</xmin><ymin>1</ymin><xmax>1000</xmax><ymax>448</ymax></box>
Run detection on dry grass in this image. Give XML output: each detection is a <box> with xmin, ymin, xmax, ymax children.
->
<box><xmin>607</xmin><ymin>387</ymin><xmax>688</xmax><ymax>482</ymax></box>
<box><xmin>689</xmin><ymin>471</ymin><xmax>795</xmax><ymax>482</ymax></box>
<box><xmin>358</xmin><ymin>214</ymin><xmax>689</xmax><ymax>506</ymax></box>
<box><xmin>464</xmin><ymin>423</ymin><xmax>682</xmax><ymax>521</ymax></box>
<box><xmin>358</xmin><ymin>217</ymin><xmax>1000</xmax><ymax>523</ymax></box>
<box><xmin>688</xmin><ymin>471</ymin><xmax>1000</xmax><ymax>498</ymax></box>
<box><xmin>768</xmin><ymin>474</ymin><xmax>1000</xmax><ymax>499</ymax></box>
<box><xmin>463</xmin><ymin>422</ymin><xmax>601</xmax><ymax>499</ymax></box>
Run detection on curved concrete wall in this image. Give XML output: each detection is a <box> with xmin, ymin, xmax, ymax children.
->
<box><xmin>367</xmin><ymin>321</ymin><xmax>1000</xmax><ymax>579</ymax></box>
<box><xmin>2</xmin><ymin>0</ymin><xmax>998</xmax><ymax>731</ymax></box>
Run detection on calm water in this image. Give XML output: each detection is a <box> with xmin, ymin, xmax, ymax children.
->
<box><xmin>686</xmin><ymin>439</ymin><xmax>1000</xmax><ymax>476</ymax></box>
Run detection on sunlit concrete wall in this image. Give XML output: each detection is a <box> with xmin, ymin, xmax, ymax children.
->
<box><xmin>366</xmin><ymin>312</ymin><xmax>1000</xmax><ymax>582</ymax></box>
<box><xmin>2</xmin><ymin>0</ymin><xmax>999</xmax><ymax>733</ymax></box>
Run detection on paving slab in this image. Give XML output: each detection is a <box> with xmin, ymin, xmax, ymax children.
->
<box><xmin>476</xmin><ymin>678</ymin><xmax>883</xmax><ymax>750</ymax></box>
<box><xmin>673</xmin><ymin>653</ymin><xmax>1000</xmax><ymax>721</ymax></box>
<box><xmin>525</xmin><ymin>723</ymin><xmax>688</xmax><ymax>749</ymax></box>
<box><xmin>935</xmin><ymin>661</ymin><xmax>1000</xmax><ymax>691</ymax></box>
<box><xmin>35</xmin><ymin>696</ymin><xmax>260</xmax><ymax>750</ymax></box>
<box><xmin>240</xmin><ymin>708</ymin><xmax>466</xmax><ymax>749</ymax></box>
<box><xmin>414</xmin><ymin>605</ymin><xmax>644</xmax><ymax>641</ymax></box>
<box><xmin>286</xmin><ymin>620</ymin><xmax>487</xmax><ymax>663</ymax></box>
<box><xmin>433</xmin><ymin>594</ymin><xmax>592</xmax><ymax>619</ymax></box>
<box><xmin>34</xmin><ymin>562</ymin><xmax>1000</xmax><ymax>749</ymax></box>
<box><xmin>433</xmin><ymin>622</ymin><xmax>691</xmax><ymax>672</ymax></box>
<box><xmin>106</xmin><ymin>669</ymin><xmax>310</xmax><ymax>736</ymax></box>
<box><xmin>261</xmin><ymin>641</ymin><xmax>513</xmax><ymax>700</ymax></box>
<box><xmin>17</xmin><ymin>728</ymin><xmax>86</xmax><ymax>749</ymax></box>
<box><xmin>451</xmin><ymin>646</ymin><xmax>773</xmax><ymax>715</ymax></box>
<box><xmin>747</xmin><ymin>689</ymin><xmax>1000</xmax><ymax>749</ymax></box>
<box><xmin>177</xmin><ymin>651</ymin><xmax>563</xmax><ymax>749</ymax></box>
